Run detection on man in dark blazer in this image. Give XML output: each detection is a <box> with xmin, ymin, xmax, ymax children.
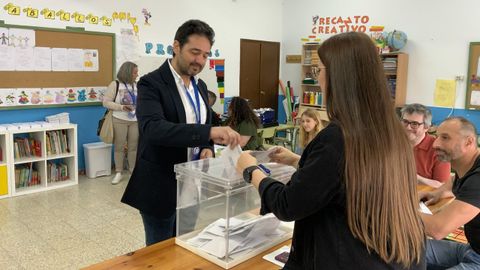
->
<box><xmin>121</xmin><ymin>19</ymin><xmax>240</xmax><ymax>246</ymax></box>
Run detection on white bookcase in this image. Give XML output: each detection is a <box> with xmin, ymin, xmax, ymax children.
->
<box><xmin>3</xmin><ymin>123</ymin><xmax>78</xmax><ymax>197</ymax></box>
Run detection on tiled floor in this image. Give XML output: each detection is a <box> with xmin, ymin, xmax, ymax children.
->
<box><xmin>0</xmin><ymin>173</ymin><xmax>145</xmax><ymax>270</ymax></box>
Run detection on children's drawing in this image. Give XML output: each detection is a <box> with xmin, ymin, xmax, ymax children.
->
<box><xmin>67</xmin><ymin>89</ymin><xmax>77</xmax><ymax>102</ymax></box>
<box><xmin>43</xmin><ymin>90</ymin><xmax>54</xmax><ymax>104</ymax></box>
<box><xmin>0</xmin><ymin>27</ymin><xmax>8</xmax><ymax>46</ymax></box>
<box><xmin>17</xmin><ymin>90</ymin><xmax>30</xmax><ymax>104</ymax></box>
<box><xmin>5</xmin><ymin>94</ymin><xmax>15</xmax><ymax>105</ymax></box>
<box><xmin>77</xmin><ymin>89</ymin><xmax>87</xmax><ymax>102</ymax></box>
<box><xmin>8</xmin><ymin>28</ymin><xmax>35</xmax><ymax>48</ymax></box>
<box><xmin>30</xmin><ymin>89</ymin><xmax>42</xmax><ymax>105</ymax></box>
<box><xmin>0</xmin><ymin>89</ymin><xmax>16</xmax><ymax>106</ymax></box>
<box><xmin>96</xmin><ymin>87</ymin><xmax>106</xmax><ymax>101</ymax></box>
<box><xmin>87</xmin><ymin>88</ymin><xmax>98</xmax><ymax>101</ymax></box>
<box><xmin>55</xmin><ymin>89</ymin><xmax>66</xmax><ymax>104</ymax></box>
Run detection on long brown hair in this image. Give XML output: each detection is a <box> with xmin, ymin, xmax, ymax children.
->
<box><xmin>298</xmin><ymin>109</ymin><xmax>322</xmax><ymax>148</ymax></box>
<box><xmin>318</xmin><ymin>32</ymin><xmax>424</xmax><ymax>267</ymax></box>
<box><xmin>225</xmin><ymin>97</ymin><xmax>260</xmax><ymax>129</ymax></box>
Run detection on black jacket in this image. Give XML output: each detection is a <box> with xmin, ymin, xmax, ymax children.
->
<box><xmin>121</xmin><ymin>61</ymin><xmax>213</xmax><ymax>218</ymax></box>
<box><xmin>259</xmin><ymin>123</ymin><xmax>426</xmax><ymax>270</ymax></box>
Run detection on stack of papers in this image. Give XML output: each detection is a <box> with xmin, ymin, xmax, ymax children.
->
<box><xmin>187</xmin><ymin>213</ymin><xmax>286</xmax><ymax>258</ymax></box>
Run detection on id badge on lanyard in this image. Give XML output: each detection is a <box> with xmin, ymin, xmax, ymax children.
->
<box><xmin>124</xmin><ymin>83</ymin><xmax>136</xmax><ymax>119</ymax></box>
<box><xmin>184</xmin><ymin>77</ymin><xmax>201</xmax><ymax>160</ymax></box>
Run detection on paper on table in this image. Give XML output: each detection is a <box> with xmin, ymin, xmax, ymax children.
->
<box><xmin>262</xmin><ymin>245</ymin><xmax>290</xmax><ymax>267</ymax></box>
<box><xmin>419</xmin><ymin>202</ymin><xmax>432</xmax><ymax>215</ymax></box>
<box><xmin>187</xmin><ymin>213</ymin><xmax>285</xmax><ymax>258</ymax></box>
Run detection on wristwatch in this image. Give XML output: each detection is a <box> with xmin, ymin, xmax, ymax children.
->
<box><xmin>243</xmin><ymin>164</ymin><xmax>270</xmax><ymax>183</ymax></box>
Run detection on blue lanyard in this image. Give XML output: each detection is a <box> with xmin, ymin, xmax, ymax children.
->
<box><xmin>124</xmin><ymin>83</ymin><xmax>136</xmax><ymax>105</ymax></box>
<box><xmin>184</xmin><ymin>77</ymin><xmax>201</xmax><ymax>124</ymax></box>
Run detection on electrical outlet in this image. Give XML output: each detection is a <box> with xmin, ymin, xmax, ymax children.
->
<box><xmin>455</xmin><ymin>75</ymin><xmax>465</xmax><ymax>81</ymax></box>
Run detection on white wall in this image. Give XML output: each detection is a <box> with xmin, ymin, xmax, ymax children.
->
<box><xmin>0</xmin><ymin>0</ymin><xmax>283</xmax><ymax>112</ymax></box>
<box><xmin>281</xmin><ymin>0</ymin><xmax>480</xmax><ymax>108</ymax></box>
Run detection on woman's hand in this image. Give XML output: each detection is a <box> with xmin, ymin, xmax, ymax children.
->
<box><xmin>236</xmin><ymin>152</ymin><xmax>258</xmax><ymax>174</ymax></box>
<box><xmin>269</xmin><ymin>146</ymin><xmax>300</xmax><ymax>167</ymax></box>
<box><xmin>122</xmin><ymin>105</ymin><xmax>134</xmax><ymax>112</ymax></box>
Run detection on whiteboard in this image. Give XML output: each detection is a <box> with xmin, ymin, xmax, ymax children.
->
<box><xmin>136</xmin><ymin>56</ymin><xmax>223</xmax><ymax>112</ymax></box>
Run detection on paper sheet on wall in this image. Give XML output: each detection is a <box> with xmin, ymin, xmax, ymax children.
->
<box><xmin>83</xmin><ymin>49</ymin><xmax>99</xmax><ymax>71</ymax></box>
<box><xmin>51</xmin><ymin>48</ymin><xmax>68</xmax><ymax>71</ymax></box>
<box><xmin>433</xmin><ymin>79</ymin><xmax>456</xmax><ymax>107</ymax></box>
<box><xmin>14</xmin><ymin>46</ymin><xmax>34</xmax><ymax>71</ymax></box>
<box><xmin>471</xmin><ymin>90</ymin><xmax>480</xmax><ymax>106</ymax></box>
<box><xmin>8</xmin><ymin>28</ymin><xmax>35</xmax><ymax>48</ymax></box>
<box><xmin>34</xmin><ymin>47</ymin><xmax>52</xmax><ymax>71</ymax></box>
<box><xmin>67</xmin><ymin>48</ymin><xmax>84</xmax><ymax>71</ymax></box>
<box><xmin>117</xmin><ymin>28</ymin><xmax>140</xmax><ymax>68</ymax></box>
<box><xmin>0</xmin><ymin>46</ymin><xmax>15</xmax><ymax>70</ymax></box>
<box><xmin>0</xmin><ymin>89</ymin><xmax>17</xmax><ymax>107</ymax></box>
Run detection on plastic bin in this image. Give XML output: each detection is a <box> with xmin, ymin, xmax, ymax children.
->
<box><xmin>83</xmin><ymin>142</ymin><xmax>112</xmax><ymax>178</ymax></box>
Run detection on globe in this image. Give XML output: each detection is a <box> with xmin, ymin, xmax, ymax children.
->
<box><xmin>386</xmin><ymin>30</ymin><xmax>407</xmax><ymax>51</ymax></box>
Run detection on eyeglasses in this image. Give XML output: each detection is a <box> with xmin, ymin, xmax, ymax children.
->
<box><xmin>401</xmin><ymin>119</ymin><xmax>424</xmax><ymax>129</ymax></box>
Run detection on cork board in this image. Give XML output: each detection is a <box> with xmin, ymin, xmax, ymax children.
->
<box><xmin>1</xmin><ymin>25</ymin><xmax>115</xmax><ymax>88</ymax></box>
<box><xmin>466</xmin><ymin>42</ymin><xmax>480</xmax><ymax>110</ymax></box>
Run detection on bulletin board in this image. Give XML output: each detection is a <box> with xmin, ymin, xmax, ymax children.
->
<box><xmin>0</xmin><ymin>22</ymin><xmax>115</xmax><ymax>110</ymax></box>
<box><xmin>466</xmin><ymin>42</ymin><xmax>480</xmax><ymax>110</ymax></box>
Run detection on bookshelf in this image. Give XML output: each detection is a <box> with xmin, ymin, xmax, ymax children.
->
<box><xmin>381</xmin><ymin>52</ymin><xmax>408</xmax><ymax>107</ymax></box>
<box><xmin>6</xmin><ymin>124</ymin><xmax>78</xmax><ymax>197</ymax></box>
<box><xmin>299</xmin><ymin>43</ymin><xmax>329</xmax><ymax>124</ymax></box>
<box><xmin>0</xmin><ymin>131</ymin><xmax>9</xmax><ymax>199</ymax></box>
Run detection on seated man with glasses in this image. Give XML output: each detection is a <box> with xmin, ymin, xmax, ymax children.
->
<box><xmin>401</xmin><ymin>103</ymin><xmax>451</xmax><ymax>187</ymax></box>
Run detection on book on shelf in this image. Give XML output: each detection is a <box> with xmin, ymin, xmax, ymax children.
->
<box><xmin>13</xmin><ymin>136</ymin><xmax>41</xmax><ymax>158</ymax></box>
<box><xmin>47</xmin><ymin>161</ymin><xmax>69</xmax><ymax>183</ymax></box>
<box><xmin>46</xmin><ymin>130</ymin><xmax>70</xmax><ymax>155</ymax></box>
<box><xmin>15</xmin><ymin>163</ymin><xmax>41</xmax><ymax>188</ymax></box>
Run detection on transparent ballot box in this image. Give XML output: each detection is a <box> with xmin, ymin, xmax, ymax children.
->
<box><xmin>174</xmin><ymin>158</ymin><xmax>295</xmax><ymax>269</ymax></box>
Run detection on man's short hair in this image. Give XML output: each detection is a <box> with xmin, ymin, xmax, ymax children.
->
<box><xmin>444</xmin><ymin>116</ymin><xmax>478</xmax><ymax>137</ymax></box>
<box><xmin>174</xmin><ymin>19</ymin><xmax>215</xmax><ymax>50</ymax></box>
<box><xmin>400</xmin><ymin>103</ymin><xmax>432</xmax><ymax>127</ymax></box>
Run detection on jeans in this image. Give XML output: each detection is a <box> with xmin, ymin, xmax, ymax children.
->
<box><xmin>427</xmin><ymin>239</ymin><xmax>480</xmax><ymax>270</ymax></box>
<box><xmin>140</xmin><ymin>211</ymin><xmax>175</xmax><ymax>246</ymax></box>
<box><xmin>140</xmin><ymin>206</ymin><xmax>199</xmax><ymax>246</ymax></box>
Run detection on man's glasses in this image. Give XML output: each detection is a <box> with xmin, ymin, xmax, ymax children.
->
<box><xmin>401</xmin><ymin>119</ymin><xmax>424</xmax><ymax>129</ymax></box>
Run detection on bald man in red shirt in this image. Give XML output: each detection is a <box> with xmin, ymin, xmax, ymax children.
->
<box><xmin>401</xmin><ymin>104</ymin><xmax>451</xmax><ymax>187</ymax></box>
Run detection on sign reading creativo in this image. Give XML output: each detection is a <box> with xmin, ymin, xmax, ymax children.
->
<box><xmin>311</xmin><ymin>15</ymin><xmax>370</xmax><ymax>35</ymax></box>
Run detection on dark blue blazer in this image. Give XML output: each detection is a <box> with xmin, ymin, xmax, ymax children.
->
<box><xmin>121</xmin><ymin>60</ymin><xmax>213</xmax><ymax>218</ymax></box>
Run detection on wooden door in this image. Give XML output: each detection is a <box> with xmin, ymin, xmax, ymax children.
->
<box><xmin>240</xmin><ymin>39</ymin><xmax>280</xmax><ymax>115</ymax></box>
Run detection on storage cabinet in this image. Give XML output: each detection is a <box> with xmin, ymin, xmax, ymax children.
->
<box><xmin>0</xmin><ymin>131</ymin><xmax>9</xmax><ymax>199</ymax></box>
<box><xmin>1</xmin><ymin>123</ymin><xmax>78</xmax><ymax>197</ymax></box>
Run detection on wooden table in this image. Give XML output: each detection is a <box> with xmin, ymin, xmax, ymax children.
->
<box><xmin>84</xmin><ymin>186</ymin><xmax>453</xmax><ymax>270</ymax></box>
<box><xmin>417</xmin><ymin>184</ymin><xmax>455</xmax><ymax>214</ymax></box>
<box><xmin>83</xmin><ymin>238</ymin><xmax>291</xmax><ymax>270</ymax></box>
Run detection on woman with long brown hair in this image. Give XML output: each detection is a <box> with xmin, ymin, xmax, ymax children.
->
<box><xmin>225</xmin><ymin>96</ymin><xmax>261</xmax><ymax>150</ymax></box>
<box><xmin>237</xmin><ymin>32</ymin><xmax>425</xmax><ymax>269</ymax></box>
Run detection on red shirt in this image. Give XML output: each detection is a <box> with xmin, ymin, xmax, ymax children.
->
<box><xmin>414</xmin><ymin>134</ymin><xmax>451</xmax><ymax>183</ymax></box>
